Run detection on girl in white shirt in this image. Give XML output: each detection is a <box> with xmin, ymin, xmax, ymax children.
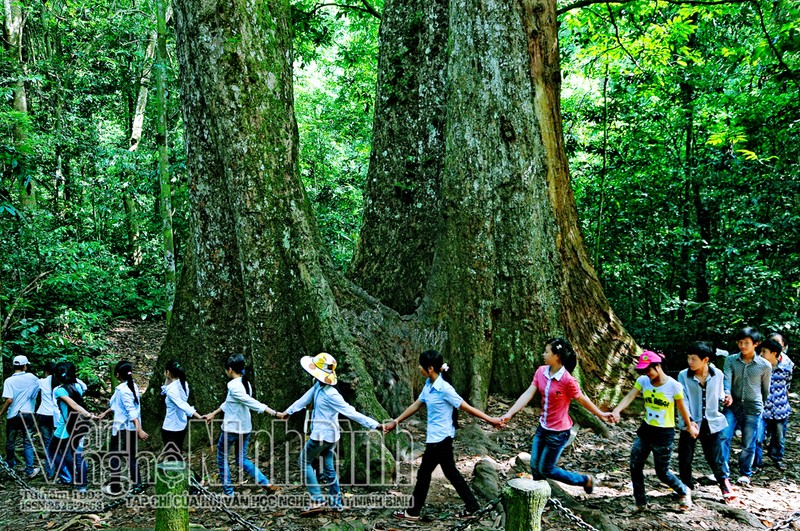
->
<box><xmin>204</xmin><ymin>354</ymin><xmax>280</xmax><ymax>496</ymax></box>
<box><xmin>98</xmin><ymin>360</ymin><xmax>149</xmax><ymax>495</ymax></box>
<box><xmin>161</xmin><ymin>360</ymin><xmax>202</xmax><ymax>461</ymax></box>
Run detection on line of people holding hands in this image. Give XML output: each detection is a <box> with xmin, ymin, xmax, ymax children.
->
<box><xmin>2</xmin><ymin>326</ymin><xmax>792</xmax><ymax>518</ymax></box>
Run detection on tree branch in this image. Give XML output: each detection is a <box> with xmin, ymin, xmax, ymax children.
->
<box><xmin>557</xmin><ymin>0</ymin><xmax>748</xmax><ymax>16</ymax></box>
<box><xmin>301</xmin><ymin>2</ymin><xmax>381</xmax><ymax>20</ymax></box>
<box><xmin>751</xmin><ymin>0</ymin><xmax>800</xmax><ymax>93</ymax></box>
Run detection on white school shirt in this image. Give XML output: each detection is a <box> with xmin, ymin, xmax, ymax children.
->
<box><xmin>220</xmin><ymin>378</ymin><xmax>269</xmax><ymax>434</ymax></box>
<box><xmin>37</xmin><ymin>375</ymin><xmax>56</xmax><ymax>416</ymax></box>
<box><xmin>109</xmin><ymin>381</ymin><xmax>142</xmax><ymax>434</ymax></box>
<box><xmin>162</xmin><ymin>379</ymin><xmax>196</xmax><ymax>432</ymax></box>
<box><xmin>285</xmin><ymin>381</ymin><xmax>379</xmax><ymax>443</ymax></box>
<box><xmin>418</xmin><ymin>377</ymin><xmax>463</xmax><ymax>444</ymax></box>
<box><xmin>2</xmin><ymin>371</ymin><xmax>40</xmax><ymax>419</ymax></box>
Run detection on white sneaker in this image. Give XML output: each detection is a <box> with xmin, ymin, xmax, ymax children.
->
<box><xmin>26</xmin><ymin>467</ymin><xmax>40</xmax><ymax>479</ymax></box>
<box><xmin>736</xmin><ymin>475</ymin><xmax>751</xmax><ymax>486</ymax></box>
<box><xmin>678</xmin><ymin>489</ymin><xmax>692</xmax><ymax>511</ymax></box>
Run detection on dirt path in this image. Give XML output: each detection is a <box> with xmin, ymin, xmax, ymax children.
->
<box><xmin>2</xmin><ymin>319</ymin><xmax>799</xmax><ymax>530</ymax></box>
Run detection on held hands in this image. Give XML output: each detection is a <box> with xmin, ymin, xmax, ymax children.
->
<box><xmin>276</xmin><ymin>411</ymin><xmax>288</xmax><ymax>420</ymax></box>
<box><xmin>382</xmin><ymin>420</ymin><xmax>398</xmax><ymax>434</ymax></box>
<box><xmin>688</xmin><ymin>421</ymin><xmax>700</xmax><ymax>439</ymax></box>
<box><xmin>202</xmin><ymin>412</ymin><xmax>217</xmax><ymax>423</ymax></box>
<box><xmin>723</xmin><ymin>395</ymin><xmax>733</xmax><ymax>407</ymax></box>
<box><xmin>598</xmin><ymin>411</ymin><xmax>618</xmax><ymax>424</ymax></box>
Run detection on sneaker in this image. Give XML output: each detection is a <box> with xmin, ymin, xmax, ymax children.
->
<box><xmin>454</xmin><ymin>508</ymin><xmax>477</xmax><ymax>519</ymax></box>
<box><xmin>76</xmin><ymin>487</ymin><xmax>88</xmax><ymax>493</ymax></box>
<box><xmin>627</xmin><ymin>504</ymin><xmax>648</xmax><ymax>514</ymax></box>
<box><xmin>736</xmin><ymin>475</ymin><xmax>751</xmax><ymax>486</ymax></box>
<box><xmin>26</xmin><ymin>467</ymin><xmax>40</xmax><ymax>479</ymax></box>
<box><xmin>393</xmin><ymin>511</ymin><xmax>420</xmax><ymax>521</ymax></box>
<box><xmin>719</xmin><ymin>478</ymin><xmax>734</xmax><ymax>496</ymax></box>
<box><xmin>775</xmin><ymin>461</ymin><xmax>787</xmax><ymax>472</ymax></box>
<box><xmin>678</xmin><ymin>490</ymin><xmax>692</xmax><ymax>511</ymax></box>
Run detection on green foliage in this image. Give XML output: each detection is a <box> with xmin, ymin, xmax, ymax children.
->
<box><xmin>293</xmin><ymin>2</ymin><xmax>380</xmax><ymax>269</ymax></box>
<box><xmin>560</xmin><ymin>0</ymin><xmax>800</xmax><ymax>353</ymax></box>
<box><xmin>0</xmin><ymin>0</ymin><xmax>186</xmax><ymax>377</ymax></box>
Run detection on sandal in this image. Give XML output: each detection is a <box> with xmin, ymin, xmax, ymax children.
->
<box><xmin>301</xmin><ymin>501</ymin><xmax>328</xmax><ymax>517</ymax></box>
<box><xmin>454</xmin><ymin>509</ymin><xmax>476</xmax><ymax>519</ymax></box>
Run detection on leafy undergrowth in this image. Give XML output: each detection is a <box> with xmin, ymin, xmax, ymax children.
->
<box><xmin>2</xmin><ymin>320</ymin><xmax>799</xmax><ymax>530</ymax></box>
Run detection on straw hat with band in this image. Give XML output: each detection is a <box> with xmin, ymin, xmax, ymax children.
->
<box><xmin>301</xmin><ymin>353</ymin><xmax>338</xmax><ymax>385</ymax></box>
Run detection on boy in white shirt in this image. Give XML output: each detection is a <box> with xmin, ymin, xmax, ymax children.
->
<box><xmin>2</xmin><ymin>355</ymin><xmax>41</xmax><ymax>478</ymax></box>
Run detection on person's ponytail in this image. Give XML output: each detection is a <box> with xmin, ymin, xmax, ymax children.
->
<box><xmin>115</xmin><ymin>360</ymin><xmax>139</xmax><ymax>405</ymax></box>
<box><xmin>547</xmin><ymin>338</ymin><xmax>577</xmax><ymax>373</ymax></box>
<box><xmin>166</xmin><ymin>359</ymin><xmax>188</xmax><ymax>393</ymax></box>
<box><xmin>226</xmin><ymin>354</ymin><xmax>253</xmax><ymax>396</ymax></box>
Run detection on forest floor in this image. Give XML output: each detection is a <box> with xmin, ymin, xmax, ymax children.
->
<box><xmin>2</xmin><ymin>318</ymin><xmax>800</xmax><ymax>530</ymax></box>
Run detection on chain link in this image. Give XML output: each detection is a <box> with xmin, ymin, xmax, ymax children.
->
<box><xmin>546</xmin><ymin>497</ymin><xmax>601</xmax><ymax>531</ymax></box>
<box><xmin>189</xmin><ymin>475</ymin><xmax>263</xmax><ymax>531</ymax></box>
<box><xmin>449</xmin><ymin>497</ymin><xmax>502</xmax><ymax>530</ymax></box>
<box><xmin>771</xmin><ymin>510</ymin><xmax>800</xmax><ymax>530</ymax></box>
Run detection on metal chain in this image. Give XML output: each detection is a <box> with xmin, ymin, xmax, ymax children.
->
<box><xmin>771</xmin><ymin>510</ymin><xmax>800</xmax><ymax>530</ymax></box>
<box><xmin>450</xmin><ymin>497</ymin><xmax>502</xmax><ymax>530</ymax></box>
<box><xmin>0</xmin><ymin>456</ymin><xmax>147</xmax><ymax>514</ymax></box>
<box><xmin>189</xmin><ymin>475</ymin><xmax>263</xmax><ymax>531</ymax></box>
<box><xmin>546</xmin><ymin>497</ymin><xmax>601</xmax><ymax>531</ymax></box>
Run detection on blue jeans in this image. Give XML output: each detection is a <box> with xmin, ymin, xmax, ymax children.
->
<box><xmin>299</xmin><ymin>439</ymin><xmax>341</xmax><ymax>507</ymax></box>
<box><xmin>530</xmin><ymin>425</ymin><xmax>587</xmax><ymax>486</ymax></box>
<box><xmin>217</xmin><ymin>431</ymin><xmax>271</xmax><ymax>495</ymax></box>
<box><xmin>630</xmin><ymin>424</ymin><xmax>687</xmax><ymax>506</ymax></box>
<box><xmin>756</xmin><ymin>417</ymin><xmax>788</xmax><ymax>466</ymax></box>
<box><xmin>37</xmin><ymin>414</ymin><xmax>55</xmax><ymax>478</ymax></box>
<box><xmin>720</xmin><ymin>407</ymin><xmax>760</xmax><ymax>477</ymax></box>
<box><xmin>49</xmin><ymin>436</ymin><xmax>87</xmax><ymax>488</ymax></box>
<box><xmin>5</xmin><ymin>413</ymin><xmax>36</xmax><ymax>475</ymax></box>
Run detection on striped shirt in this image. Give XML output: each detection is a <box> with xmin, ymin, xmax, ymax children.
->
<box><xmin>723</xmin><ymin>353</ymin><xmax>772</xmax><ymax>416</ymax></box>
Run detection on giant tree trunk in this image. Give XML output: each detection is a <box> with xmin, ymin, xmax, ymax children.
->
<box><xmin>145</xmin><ymin>0</ymin><xmax>637</xmax><ymax>484</ymax></box>
<box><xmin>347</xmin><ymin>0</ymin><xmax>449</xmax><ymax>314</ymax></box>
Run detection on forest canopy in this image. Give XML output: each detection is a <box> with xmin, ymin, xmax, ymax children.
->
<box><xmin>1</xmin><ymin>0</ymin><xmax>798</xmax><ymax>383</ymax></box>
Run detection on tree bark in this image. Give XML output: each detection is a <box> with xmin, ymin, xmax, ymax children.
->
<box><xmin>347</xmin><ymin>0</ymin><xmax>449</xmax><ymax>314</ymax></box>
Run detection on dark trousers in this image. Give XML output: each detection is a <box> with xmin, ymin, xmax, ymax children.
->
<box><xmin>630</xmin><ymin>424</ymin><xmax>687</xmax><ymax>506</ymax></box>
<box><xmin>677</xmin><ymin>420</ymin><xmax>727</xmax><ymax>489</ymax></box>
<box><xmin>162</xmin><ymin>428</ymin><xmax>187</xmax><ymax>462</ymax></box>
<box><xmin>108</xmin><ymin>429</ymin><xmax>140</xmax><ymax>493</ymax></box>
<box><xmin>5</xmin><ymin>413</ymin><xmax>36</xmax><ymax>475</ymax></box>
<box><xmin>409</xmin><ymin>437</ymin><xmax>479</xmax><ymax>516</ymax></box>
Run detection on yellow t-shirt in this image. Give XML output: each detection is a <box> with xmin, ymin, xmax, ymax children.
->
<box><xmin>634</xmin><ymin>375</ymin><xmax>684</xmax><ymax>428</ymax></box>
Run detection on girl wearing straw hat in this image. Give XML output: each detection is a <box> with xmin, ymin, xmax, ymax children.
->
<box><xmin>278</xmin><ymin>352</ymin><xmax>385</xmax><ymax>515</ymax></box>
<box><xmin>385</xmin><ymin>350</ymin><xmax>503</xmax><ymax>521</ymax></box>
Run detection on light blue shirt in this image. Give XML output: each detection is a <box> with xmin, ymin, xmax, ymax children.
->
<box><xmin>285</xmin><ymin>381</ymin><xmax>379</xmax><ymax>443</ymax></box>
<box><xmin>678</xmin><ymin>365</ymin><xmax>728</xmax><ymax>434</ymax></box>
<box><xmin>419</xmin><ymin>376</ymin><xmax>463</xmax><ymax>444</ymax></box>
<box><xmin>53</xmin><ymin>384</ymin><xmax>85</xmax><ymax>440</ymax></box>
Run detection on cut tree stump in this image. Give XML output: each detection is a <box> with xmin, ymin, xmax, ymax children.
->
<box><xmin>502</xmin><ymin>477</ymin><xmax>550</xmax><ymax>531</ymax></box>
<box><xmin>155</xmin><ymin>461</ymin><xmax>190</xmax><ymax>531</ymax></box>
